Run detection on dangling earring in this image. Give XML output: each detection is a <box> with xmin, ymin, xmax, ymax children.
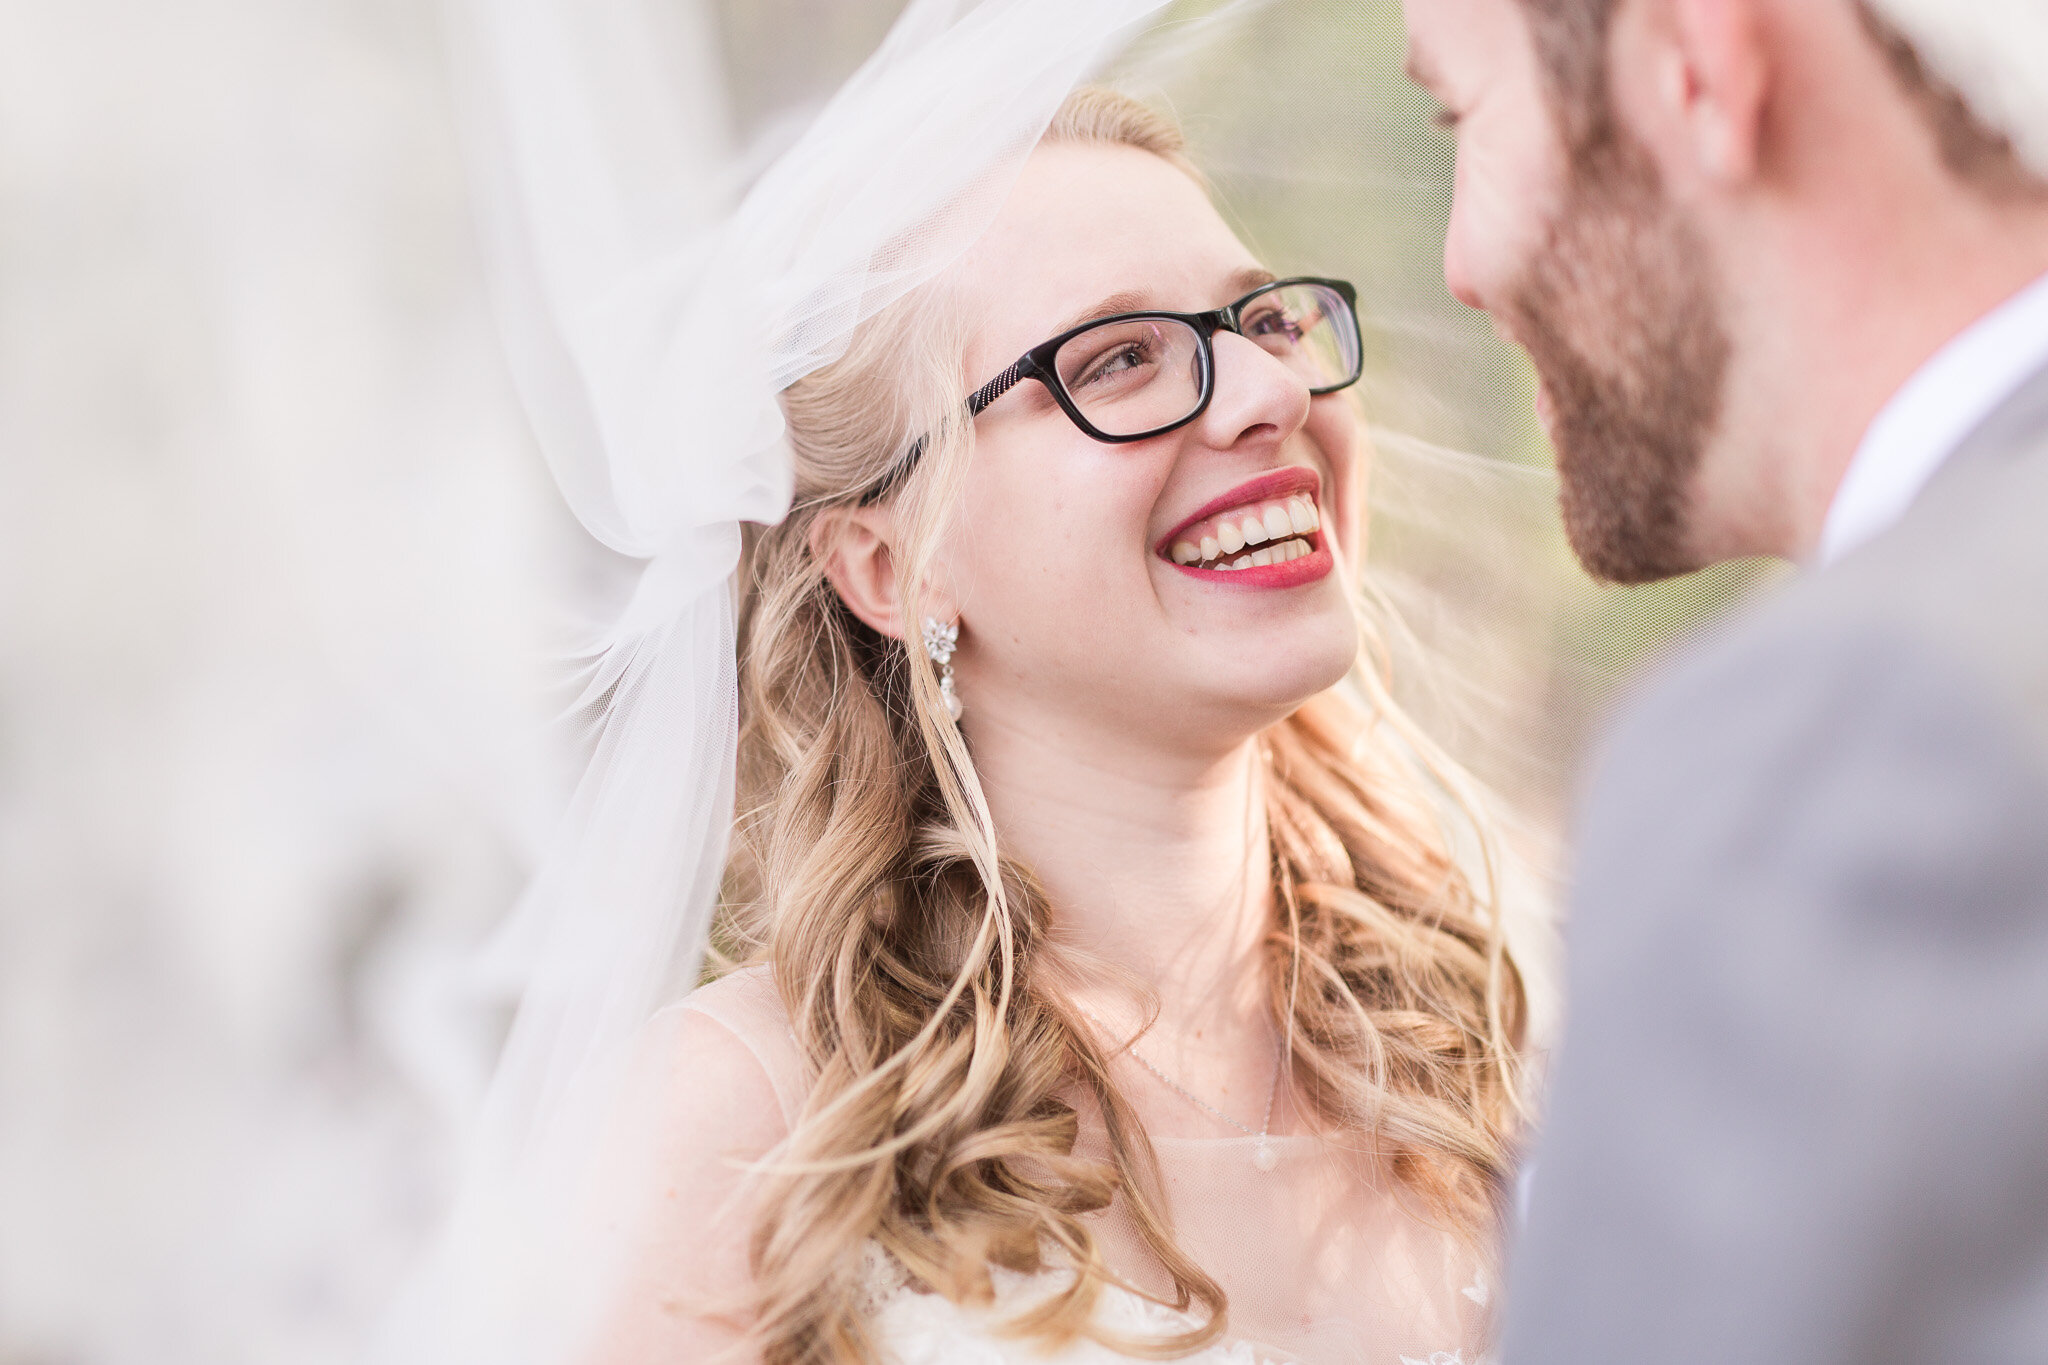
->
<box><xmin>922</xmin><ymin>616</ymin><xmax>962</xmax><ymax>721</ymax></box>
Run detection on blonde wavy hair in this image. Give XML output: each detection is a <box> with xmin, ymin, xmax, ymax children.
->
<box><xmin>718</xmin><ymin>88</ymin><xmax>1526</xmax><ymax>1365</ymax></box>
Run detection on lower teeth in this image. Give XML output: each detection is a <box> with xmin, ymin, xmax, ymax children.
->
<box><xmin>1209</xmin><ymin>537</ymin><xmax>1310</xmax><ymax>571</ymax></box>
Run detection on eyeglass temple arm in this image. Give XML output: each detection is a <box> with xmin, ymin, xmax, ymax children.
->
<box><xmin>857</xmin><ymin>357</ymin><xmax>1031</xmax><ymax>505</ymax></box>
<box><xmin>967</xmin><ymin>357</ymin><xmax>1029</xmax><ymax>417</ymax></box>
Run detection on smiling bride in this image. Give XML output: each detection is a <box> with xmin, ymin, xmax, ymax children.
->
<box><xmin>581</xmin><ymin>88</ymin><xmax>1527</xmax><ymax>1365</ymax></box>
<box><xmin>400</xmin><ymin>4</ymin><xmax>1530</xmax><ymax>1364</ymax></box>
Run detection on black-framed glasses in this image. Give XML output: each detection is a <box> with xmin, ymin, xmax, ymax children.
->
<box><xmin>861</xmin><ymin>277</ymin><xmax>1362</xmax><ymax>503</ymax></box>
<box><xmin>969</xmin><ymin>275</ymin><xmax>1362</xmax><ymax>441</ymax></box>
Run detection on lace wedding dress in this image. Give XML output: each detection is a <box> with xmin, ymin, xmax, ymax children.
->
<box><xmin>682</xmin><ymin>968</ymin><xmax>1494</xmax><ymax>1365</ymax></box>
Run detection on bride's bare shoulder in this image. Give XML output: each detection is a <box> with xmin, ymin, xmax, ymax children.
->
<box><xmin>640</xmin><ymin>962</ymin><xmax>806</xmax><ymax>1132</ymax></box>
<box><xmin>583</xmin><ymin>967</ymin><xmax>800</xmax><ymax>1363</ymax></box>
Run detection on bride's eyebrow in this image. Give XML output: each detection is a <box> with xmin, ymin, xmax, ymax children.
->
<box><xmin>1231</xmin><ymin>266</ymin><xmax>1279</xmax><ymax>296</ymax></box>
<box><xmin>1051</xmin><ymin>268</ymin><xmax>1280</xmax><ymax>335</ymax></box>
<box><xmin>1052</xmin><ymin>288</ymin><xmax>1156</xmax><ymax>335</ymax></box>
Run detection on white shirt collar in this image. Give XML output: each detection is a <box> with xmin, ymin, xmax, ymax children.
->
<box><xmin>1819</xmin><ymin>269</ymin><xmax>2048</xmax><ymax>566</ymax></box>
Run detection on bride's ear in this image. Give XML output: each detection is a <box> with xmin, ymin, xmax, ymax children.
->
<box><xmin>811</xmin><ymin>504</ymin><xmax>951</xmax><ymax>643</ymax></box>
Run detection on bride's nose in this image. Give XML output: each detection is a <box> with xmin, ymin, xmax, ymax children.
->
<box><xmin>1192</xmin><ymin>329</ymin><xmax>1313</xmax><ymax>452</ymax></box>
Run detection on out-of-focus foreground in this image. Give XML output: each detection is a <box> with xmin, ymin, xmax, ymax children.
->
<box><xmin>0</xmin><ymin>3</ymin><xmax>1771</xmax><ymax>1362</ymax></box>
<box><xmin>0</xmin><ymin>4</ymin><xmax>579</xmax><ymax>1361</ymax></box>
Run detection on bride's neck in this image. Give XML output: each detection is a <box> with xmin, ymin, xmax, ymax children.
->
<box><xmin>965</xmin><ymin>705</ymin><xmax>1274</xmax><ymax>1034</ymax></box>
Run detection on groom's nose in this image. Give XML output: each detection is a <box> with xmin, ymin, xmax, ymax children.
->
<box><xmin>1441</xmin><ymin>171</ymin><xmax>1507</xmax><ymax>316</ymax></box>
<box><xmin>1443</xmin><ymin>231</ymin><xmax>1486</xmax><ymax>313</ymax></box>
<box><xmin>1434</xmin><ymin>100</ymin><xmax>1573</xmax><ymax>325</ymax></box>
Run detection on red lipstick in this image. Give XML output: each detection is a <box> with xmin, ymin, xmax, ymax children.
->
<box><xmin>1155</xmin><ymin>466</ymin><xmax>1322</xmax><ymax>558</ymax></box>
<box><xmin>1154</xmin><ymin>466</ymin><xmax>1333</xmax><ymax>590</ymax></box>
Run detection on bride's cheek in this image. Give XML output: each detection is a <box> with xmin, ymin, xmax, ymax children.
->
<box><xmin>1303</xmin><ymin>402</ymin><xmax>1365</xmax><ymax>558</ymax></box>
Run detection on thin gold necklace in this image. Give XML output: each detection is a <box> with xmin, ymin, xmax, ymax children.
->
<box><xmin>1080</xmin><ymin>1007</ymin><xmax>1285</xmax><ymax>1171</ymax></box>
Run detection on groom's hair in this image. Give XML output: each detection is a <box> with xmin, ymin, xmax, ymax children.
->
<box><xmin>1514</xmin><ymin>0</ymin><xmax>2042</xmax><ymax>196</ymax></box>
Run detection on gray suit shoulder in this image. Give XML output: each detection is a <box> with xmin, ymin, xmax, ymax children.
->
<box><xmin>1570</xmin><ymin>536</ymin><xmax>2048</xmax><ymax>979</ymax></box>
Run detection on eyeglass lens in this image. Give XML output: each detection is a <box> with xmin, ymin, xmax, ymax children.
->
<box><xmin>1049</xmin><ymin>282</ymin><xmax>1358</xmax><ymax>438</ymax></box>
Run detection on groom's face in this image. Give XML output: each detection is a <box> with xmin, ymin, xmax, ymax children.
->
<box><xmin>1404</xmin><ymin>0</ymin><xmax>1732</xmax><ymax>583</ymax></box>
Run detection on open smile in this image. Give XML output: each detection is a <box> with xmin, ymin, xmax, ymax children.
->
<box><xmin>1155</xmin><ymin>468</ymin><xmax>1334</xmax><ymax>588</ymax></box>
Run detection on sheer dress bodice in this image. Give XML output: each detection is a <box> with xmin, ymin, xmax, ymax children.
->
<box><xmin>679</xmin><ymin>969</ymin><xmax>1492</xmax><ymax>1365</ymax></box>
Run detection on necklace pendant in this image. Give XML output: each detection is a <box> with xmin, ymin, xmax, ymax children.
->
<box><xmin>1252</xmin><ymin>1138</ymin><xmax>1278</xmax><ymax>1172</ymax></box>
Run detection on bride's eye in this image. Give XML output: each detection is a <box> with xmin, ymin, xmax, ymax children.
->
<box><xmin>1073</xmin><ymin>338</ymin><xmax>1158</xmax><ymax>390</ymax></box>
<box><xmin>1244</xmin><ymin>305</ymin><xmax>1306</xmax><ymax>344</ymax></box>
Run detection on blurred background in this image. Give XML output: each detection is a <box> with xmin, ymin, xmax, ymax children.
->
<box><xmin>0</xmin><ymin>2</ymin><xmax>1774</xmax><ymax>1361</ymax></box>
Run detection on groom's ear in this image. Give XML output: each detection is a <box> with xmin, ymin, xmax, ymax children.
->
<box><xmin>1616</xmin><ymin>0</ymin><xmax>1771</xmax><ymax>188</ymax></box>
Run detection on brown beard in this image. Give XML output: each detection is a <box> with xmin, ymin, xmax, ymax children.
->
<box><xmin>1504</xmin><ymin>132</ymin><xmax>1732</xmax><ymax>584</ymax></box>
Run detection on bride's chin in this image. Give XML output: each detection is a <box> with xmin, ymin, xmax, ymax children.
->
<box><xmin>1178</xmin><ymin>627</ymin><xmax>1360</xmax><ymax>720</ymax></box>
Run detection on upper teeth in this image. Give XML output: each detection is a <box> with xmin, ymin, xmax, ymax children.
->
<box><xmin>1170</xmin><ymin>495</ymin><xmax>1321</xmax><ymax>569</ymax></box>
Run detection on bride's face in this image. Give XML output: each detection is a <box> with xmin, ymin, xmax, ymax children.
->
<box><xmin>936</xmin><ymin>141</ymin><xmax>1365</xmax><ymax>753</ymax></box>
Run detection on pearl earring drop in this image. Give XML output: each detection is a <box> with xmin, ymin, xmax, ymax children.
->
<box><xmin>922</xmin><ymin>616</ymin><xmax>962</xmax><ymax>721</ymax></box>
